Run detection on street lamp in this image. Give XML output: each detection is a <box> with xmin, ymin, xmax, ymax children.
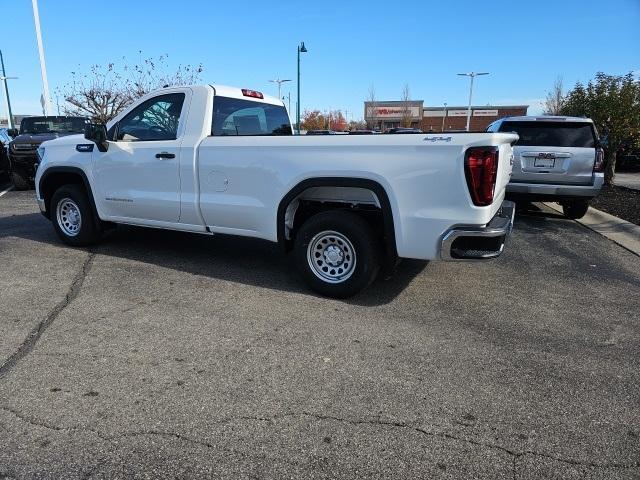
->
<box><xmin>269</xmin><ymin>78</ymin><xmax>291</xmax><ymax>100</ymax></box>
<box><xmin>0</xmin><ymin>50</ymin><xmax>17</xmax><ymax>129</ymax></box>
<box><xmin>32</xmin><ymin>0</ymin><xmax>53</xmax><ymax>116</ymax></box>
<box><xmin>441</xmin><ymin>102</ymin><xmax>447</xmax><ymax>132</ymax></box>
<box><xmin>457</xmin><ymin>72</ymin><xmax>489</xmax><ymax>131</ymax></box>
<box><xmin>296</xmin><ymin>41</ymin><xmax>307</xmax><ymax>134</ymax></box>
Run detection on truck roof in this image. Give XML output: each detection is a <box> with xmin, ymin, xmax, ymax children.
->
<box><xmin>209</xmin><ymin>84</ymin><xmax>284</xmax><ymax>107</ymax></box>
<box><xmin>500</xmin><ymin>115</ymin><xmax>593</xmax><ymax>123</ymax></box>
<box><xmin>143</xmin><ymin>84</ymin><xmax>285</xmax><ymax>107</ymax></box>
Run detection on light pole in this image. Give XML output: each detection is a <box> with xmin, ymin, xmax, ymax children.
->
<box><xmin>0</xmin><ymin>50</ymin><xmax>17</xmax><ymax>129</ymax></box>
<box><xmin>457</xmin><ymin>72</ymin><xmax>489</xmax><ymax>131</ymax></box>
<box><xmin>296</xmin><ymin>41</ymin><xmax>307</xmax><ymax>134</ymax></box>
<box><xmin>269</xmin><ymin>78</ymin><xmax>291</xmax><ymax>100</ymax></box>
<box><xmin>32</xmin><ymin>0</ymin><xmax>53</xmax><ymax>116</ymax></box>
<box><xmin>441</xmin><ymin>102</ymin><xmax>447</xmax><ymax>132</ymax></box>
<box><xmin>282</xmin><ymin>92</ymin><xmax>291</xmax><ymax>114</ymax></box>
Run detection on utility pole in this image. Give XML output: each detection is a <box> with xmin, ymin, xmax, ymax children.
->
<box><xmin>457</xmin><ymin>72</ymin><xmax>489</xmax><ymax>131</ymax></box>
<box><xmin>269</xmin><ymin>78</ymin><xmax>291</xmax><ymax>100</ymax></box>
<box><xmin>296</xmin><ymin>41</ymin><xmax>307</xmax><ymax>134</ymax></box>
<box><xmin>32</xmin><ymin>0</ymin><xmax>52</xmax><ymax>116</ymax></box>
<box><xmin>0</xmin><ymin>50</ymin><xmax>17</xmax><ymax>129</ymax></box>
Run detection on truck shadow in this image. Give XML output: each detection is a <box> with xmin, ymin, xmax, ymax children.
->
<box><xmin>0</xmin><ymin>213</ymin><xmax>426</xmax><ymax>306</ymax></box>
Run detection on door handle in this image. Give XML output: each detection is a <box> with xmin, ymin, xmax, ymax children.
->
<box><xmin>155</xmin><ymin>152</ymin><xmax>175</xmax><ymax>159</ymax></box>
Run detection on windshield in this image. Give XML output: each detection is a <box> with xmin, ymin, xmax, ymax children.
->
<box><xmin>500</xmin><ymin>121</ymin><xmax>596</xmax><ymax>148</ymax></box>
<box><xmin>19</xmin><ymin>116</ymin><xmax>87</xmax><ymax>135</ymax></box>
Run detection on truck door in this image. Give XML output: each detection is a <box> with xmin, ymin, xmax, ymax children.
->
<box><xmin>93</xmin><ymin>91</ymin><xmax>188</xmax><ymax>223</ymax></box>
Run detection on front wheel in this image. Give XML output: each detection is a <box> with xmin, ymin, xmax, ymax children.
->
<box><xmin>50</xmin><ymin>185</ymin><xmax>101</xmax><ymax>246</ymax></box>
<box><xmin>561</xmin><ymin>200</ymin><xmax>589</xmax><ymax>220</ymax></box>
<box><xmin>294</xmin><ymin>211</ymin><xmax>380</xmax><ymax>298</ymax></box>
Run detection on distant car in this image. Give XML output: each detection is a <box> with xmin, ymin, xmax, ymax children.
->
<box><xmin>0</xmin><ymin>128</ymin><xmax>10</xmax><ymax>180</ymax></box>
<box><xmin>8</xmin><ymin>116</ymin><xmax>88</xmax><ymax>190</ymax></box>
<box><xmin>348</xmin><ymin>130</ymin><xmax>376</xmax><ymax>135</ymax></box>
<box><xmin>488</xmin><ymin>116</ymin><xmax>604</xmax><ymax>219</ymax></box>
<box><xmin>387</xmin><ymin>127</ymin><xmax>423</xmax><ymax>134</ymax></box>
<box><xmin>617</xmin><ymin>149</ymin><xmax>640</xmax><ymax>170</ymax></box>
<box><xmin>305</xmin><ymin>130</ymin><xmax>335</xmax><ymax>135</ymax></box>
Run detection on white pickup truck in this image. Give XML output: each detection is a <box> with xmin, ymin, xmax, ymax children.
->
<box><xmin>35</xmin><ymin>84</ymin><xmax>517</xmax><ymax>297</ymax></box>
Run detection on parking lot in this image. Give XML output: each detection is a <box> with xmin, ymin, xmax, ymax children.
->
<box><xmin>0</xmin><ymin>185</ymin><xmax>638</xmax><ymax>479</ymax></box>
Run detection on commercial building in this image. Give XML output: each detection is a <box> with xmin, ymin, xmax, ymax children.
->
<box><xmin>364</xmin><ymin>101</ymin><xmax>528</xmax><ymax>132</ymax></box>
<box><xmin>422</xmin><ymin>105</ymin><xmax>528</xmax><ymax>132</ymax></box>
<box><xmin>364</xmin><ymin>100</ymin><xmax>424</xmax><ymax>130</ymax></box>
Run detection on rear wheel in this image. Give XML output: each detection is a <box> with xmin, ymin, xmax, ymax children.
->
<box><xmin>51</xmin><ymin>184</ymin><xmax>101</xmax><ymax>246</ymax></box>
<box><xmin>561</xmin><ymin>199</ymin><xmax>590</xmax><ymax>220</ymax></box>
<box><xmin>294</xmin><ymin>211</ymin><xmax>380</xmax><ymax>298</ymax></box>
<box><xmin>10</xmin><ymin>171</ymin><xmax>30</xmax><ymax>191</ymax></box>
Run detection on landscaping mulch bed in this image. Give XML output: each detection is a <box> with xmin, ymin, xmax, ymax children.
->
<box><xmin>590</xmin><ymin>184</ymin><xmax>640</xmax><ymax>225</ymax></box>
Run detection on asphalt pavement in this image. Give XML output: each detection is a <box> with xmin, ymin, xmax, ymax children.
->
<box><xmin>615</xmin><ymin>172</ymin><xmax>640</xmax><ymax>191</ymax></box>
<box><xmin>0</xmin><ymin>185</ymin><xmax>638</xmax><ymax>479</ymax></box>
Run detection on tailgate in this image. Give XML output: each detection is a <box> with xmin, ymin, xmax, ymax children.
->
<box><xmin>512</xmin><ymin>146</ymin><xmax>595</xmax><ymax>185</ymax></box>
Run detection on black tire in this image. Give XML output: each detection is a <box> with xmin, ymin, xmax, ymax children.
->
<box><xmin>561</xmin><ymin>200</ymin><xmax>590</xmax><ymax>220</ymax></box>
<box><xmin>50</xmin><ymin>184</ymin><xmax>101</xmax><ymax>246</ymax></box>
<box><xmin>294</xmin><ymin>210</ymin><xmax>380</xmax><ymax>298</ymax></box>
<box><xmin>10</xmin><ymin>171</ymin><xmax>30</xmax><ymax>191</ymax></box>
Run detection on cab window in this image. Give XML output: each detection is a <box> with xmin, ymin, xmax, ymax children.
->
<box><xmin>116</xmin><ymin>93</ymin><xmax>185</xmax><ymax>142</ymax></box>
<box><xmin>211</xmin><ymin>96</ymin><xmax>292</xmax><ymax>136</ymax></box>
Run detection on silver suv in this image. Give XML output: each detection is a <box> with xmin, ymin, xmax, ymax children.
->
<box><xmin>487</xmin><ymin>116</ymin><xmax>604</xmax><ymax>219</ymax></box>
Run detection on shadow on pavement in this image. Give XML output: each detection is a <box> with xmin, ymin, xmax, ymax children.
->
<box><xmin>0</xmin><ymin>212</ymin><xmax>426</xmax><ymax>306</ymax></box>
<box><xmin>509</xmin><ymin>202</ymin><xmax>640</xmax><ymax>288</ymax></box>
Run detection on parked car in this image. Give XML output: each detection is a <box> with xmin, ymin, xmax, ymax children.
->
<box><xmin>0</xmin><ymin>128</ymin><xmax>11</xmax><ymax>180</ymax></box>
<box><xmin>348</xmin><ymin>130</ymin><xmax>376</xmax><ymax>135</ymax></box>
<box><xmin>617</xmin><ymin>149</ymin><xmax>640</xmax><ymax>170</ymax></box>
<box><xmin>306</xmin><ymin>130</ymin><xmax>335</xmax><ymax>135</ymax></box>
<box><xmin>387</xmin><ymin>127</ymin><xmax>423</xmax><ymax>134</ymax></box>
<box><xmin>487</xmin><ymin>116</ymin><xmax>604</xmax><ymax>219</ymax></box>
<box><xmin>35</xmin><ymin>84</ymin><xmax>518</xmax><ymax>297</ymax></box>
<box><xmin>7</xmin><ymin>116</ymin><xmax>88</xmax><ymax>190</ymax></box>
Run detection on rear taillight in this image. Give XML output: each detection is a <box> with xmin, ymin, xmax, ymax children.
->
<box><xmin>464</xmin><ymin>147</ymin><xmax>499</xmax><ymax>206</ymax></box>
<box><xmin>594</xmin><ymin>147</ymin><xmax>604</xmax><ymax>172</ymax></box>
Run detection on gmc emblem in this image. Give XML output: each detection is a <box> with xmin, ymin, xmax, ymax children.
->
<box><xmin>538</xmin><ymin>153</ymin><xmax>555</xmax><ymax>159</ymax></box>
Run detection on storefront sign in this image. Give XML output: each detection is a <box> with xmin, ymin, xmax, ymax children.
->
<box><xmin>367</xmin><ymin>106</ymin><xmax>421</xmax><ymax>119</ymax></box>
<box><xmin>473</xmin><ymin>109</ymin><xmax>498</xmax><ymax>117</ymax></box>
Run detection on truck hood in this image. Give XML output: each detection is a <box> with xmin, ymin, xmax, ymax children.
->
<box><xmin>37</xmin><ymin>133</ymin><xmax>86</xmax><ymax>147</ymax></box>
<box><xmin>11</xmin><ymin>132</ymin><xmax>83</xmax><ymax>146</ymax></box>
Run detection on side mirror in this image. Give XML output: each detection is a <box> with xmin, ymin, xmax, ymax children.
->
<box><xmin>7</xmin><ymin>128</ymin><xmax>18</xmax><ymax>138</ymax></box>
<box><xmin>84</xmin><ymin>123</ymin><xmax>109</xmax><ymax>152</ymax></box>
<box><xmin>597</xmin><ymin>136</ymin><xmax>609</xmax><ymax>148</ymax></box>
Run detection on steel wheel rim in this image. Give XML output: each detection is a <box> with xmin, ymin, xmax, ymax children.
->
<box><xmin>56</xmin><ymin>198</ymin><xmax>82</xmax><ymax>236</ymax></box>
<box><xmin>307</xmin><ymin>230</ymin><xmax>357</xmax><ymax>284</ymax></box>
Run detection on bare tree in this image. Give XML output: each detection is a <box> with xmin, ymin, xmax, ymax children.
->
<box><xmin>58</xmin><ymin>54</ymin><xmax>203</xmax><ymax>123</ymax></box>
<box><xmin>366</xmin><ymin>84</ymin><xmax>377</xmax><ymax>130</ymax></box>
<box><xmin>543</xmin><ymin>76</ymin><xmax>564</xmax><ymax>115</ymax></box>
<box><xmin>401</xmin><ymin>83</ymin><xmax>412</xmax><ymax>127</ymax></box>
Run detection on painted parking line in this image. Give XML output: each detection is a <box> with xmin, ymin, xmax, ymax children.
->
<box><xmin>0</xmin><ymin>185</ymin><xmax>14</xmax><ymax>197</ymax></box>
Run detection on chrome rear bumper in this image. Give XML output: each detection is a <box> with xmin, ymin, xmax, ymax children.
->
<box><xmin>440</xmin><ymin>200</ymin><xmax>515</xmax><ymax>261</ymax></box>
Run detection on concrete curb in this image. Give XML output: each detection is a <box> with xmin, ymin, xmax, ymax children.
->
<box><xmin>543</xmin><ymin>202</ymin><xmax>640</xmax><ymax>256</ymax></box>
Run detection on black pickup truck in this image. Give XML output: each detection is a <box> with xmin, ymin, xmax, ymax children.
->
<box><xmin>7</xmin><ymin>116</ymin><xmax>87</xmax><ymax>189</ymax></box>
